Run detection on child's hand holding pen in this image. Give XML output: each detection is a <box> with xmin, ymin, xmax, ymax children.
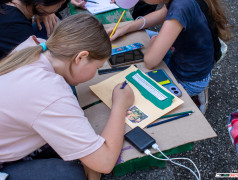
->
<box><xmin>112</xmin><ymin>82</ymin><xmax>134</xmax><ymax>111</ymax></box>
<box><xmin>106</xmin><ymin>26</ymin><xmax>125</xmax><ymax>41</ymax></box>
<box><xmin>107</xmin><ymin>10</ymin><xmax>126</xmax><ymax>41</ymax></box>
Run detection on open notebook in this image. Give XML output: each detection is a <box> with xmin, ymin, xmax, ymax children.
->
<box><xmin>85</xmin><ymin>0</ymin><xmax>119</xmax><ymax>15</ymax></box>
<box><xmin>90</xmin><ymin>66</ymin><xmax>184</xmax><ymax>129</ymax></box>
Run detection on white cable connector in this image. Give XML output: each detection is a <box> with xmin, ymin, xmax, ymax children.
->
<box><xmin>144</xmin><ymin>144</ymin><xmax>201</xmax><ymax>180</ymax></box>
<box><xmin>152</xmin><ymin>143</ymin><xmax>159</xmax><ymax>150</ymax></box>
<box><xmin>144</xmin><ymin>149</ymin><xmax>151</xmax><ymax>155</ymax></box>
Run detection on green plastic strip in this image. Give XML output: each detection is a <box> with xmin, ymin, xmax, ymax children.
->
<box><xmin>126</xmin><ymin>70</ymin><xmax>174</xmax><ymax>110</ymax></box>
<box><xmin>69</xmin><ymin>3</ymin><xmax>133</xmax><ymax>24</ymax></box>
<box><xmin>113</xmin><ymin>143</ymin><xmax>194</xmax><ymax>176</ymax></box>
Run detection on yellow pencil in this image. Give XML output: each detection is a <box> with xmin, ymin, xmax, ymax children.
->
<box><xmin>110</xmin><ymin>10</ymin><xmax>126</xmax><ymax>38</ymax></box>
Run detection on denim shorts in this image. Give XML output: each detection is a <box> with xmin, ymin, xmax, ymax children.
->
<box><xmin>176</xmin><ymin>74</ymin><xmax>211</xmax><ymax>96</ymax></box>
<box><xmin>164</xmin><ymin>49</ymin><xmax>211</xmax><ymax>96</ymax></box>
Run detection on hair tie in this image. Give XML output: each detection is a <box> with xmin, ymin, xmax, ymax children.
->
<box><xmin>135</xmin><ymin>16</ymin><xmax>146</xmax><ymax>30</ymax></box>
<box><xmin>39</xmin><ymin>42</ymin><xmax>47</xmax><ymax>52</ymax></box>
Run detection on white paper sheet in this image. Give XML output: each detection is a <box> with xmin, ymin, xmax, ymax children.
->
<box><xmin>85</xmin><ymin>0</ymin><xmax>119</xmax><ymax>15</ymax></box>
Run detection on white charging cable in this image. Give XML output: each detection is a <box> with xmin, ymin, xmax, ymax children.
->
<box><xmin>144</xmin><ymin>143</ymin><xmax>200</xmax><ymax>180</ymax></box>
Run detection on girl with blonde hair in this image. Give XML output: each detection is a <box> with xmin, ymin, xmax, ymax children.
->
<box><xmin>0</xmin><ymin>14</ymin><xmax>134</xmax><ymax>180</ymax></box>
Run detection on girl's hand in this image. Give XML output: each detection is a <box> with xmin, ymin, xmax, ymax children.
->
<box><xmin>106</xmin><ymin>26</ymin><xmax>127</xmax><ymax>41</ymax></box>
<box><xmin>71</xmin><ymin>0</ymin><xmax>87</xmax><ymax>9</ymax></box>
<box><xmin>112</xmin><ymin>83</ymin><xmax>134</xmax><ymax>111</ymax></box>
<box><xmin>34</xmin><ymin>14</ymin><xmax>59</xmax><ymax>38</ymax></box>
<box><xmin>110</xmin><ymin>0</ymin><xmax>115</xmax><ymax>3</ymax></box>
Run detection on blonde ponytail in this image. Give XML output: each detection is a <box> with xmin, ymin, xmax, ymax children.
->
<box><xmin>0</xmin><ymin>45</ymin><xmax>43</xmax><ymax>75</ymax></box>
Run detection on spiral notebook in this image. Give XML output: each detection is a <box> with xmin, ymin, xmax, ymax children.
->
<box><xmin>85</xmin><ymin>0</ymin><xmax>119</xmax><ymax>15</ymax></box>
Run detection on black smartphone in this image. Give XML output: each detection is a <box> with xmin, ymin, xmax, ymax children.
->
<box><xmin>108</xmin><ymin>49</ymin><xmax>144</xmax><ymax>68</ymax></box>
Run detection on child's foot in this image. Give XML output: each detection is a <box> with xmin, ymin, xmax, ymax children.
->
<box><xmin>191</xmin><ymin>88</ymin><xmax>208</xmax><ymax>114</ymax></box>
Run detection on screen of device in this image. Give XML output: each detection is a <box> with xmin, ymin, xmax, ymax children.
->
<box><xmin>109</xmin><ymin>49</ymin><xmax>144</xmax><ymax>67</ymax></box>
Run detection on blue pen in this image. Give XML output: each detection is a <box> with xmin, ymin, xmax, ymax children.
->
<box><xmin>120</xmin><ymin>80</ymin><xmax>128</xmax><ymax>89</ymax></box>
<box><xmin>146</xmin><ymin>113</ymin><xmax>192</xmax><ymax>128</ymax></box>
<box><xmin>84</xmin><ymin>0</ymin><xmax>98</xmax><ymax>4</ymax></box>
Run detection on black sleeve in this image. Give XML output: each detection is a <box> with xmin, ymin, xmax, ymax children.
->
<box><xmin>0</xmin><ymin>5</ymin><xmax>34</xmax><ymax>60</ymax></box>
<box><xmin>132</xmin><ymin>1</ymin><xmax>157</xmax><ymax>19</ymax></box>
<box><xmin>0</xmin><ymin>23</ymin><xmax>33</xmax><ymax>60</ymax></box>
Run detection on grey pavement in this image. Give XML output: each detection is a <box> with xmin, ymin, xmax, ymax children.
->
<box><xmin>62</xmin><ymin>0</ymin><xmax>238</xmax><ymax>179</ymax></box>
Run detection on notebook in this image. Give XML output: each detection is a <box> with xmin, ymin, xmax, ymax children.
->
<box><xmin>85</xmin><ymin>0</ymin><xmax>119</xmax><ymax>15</ymax></box>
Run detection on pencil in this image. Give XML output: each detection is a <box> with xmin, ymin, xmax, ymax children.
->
<box><xmin>84</xmin><ymin>0</ymin><xmax>98</xmax><ymax>4</ymax></box>
<box><xmin>146</xmin><ymin>113</ymin><xmax>192</xmax><ymax>128</ymax></box>
<box><xmin>110</xmin><ymin>10</ymin><xmax>126</xmax><ymax>38</ymax></box>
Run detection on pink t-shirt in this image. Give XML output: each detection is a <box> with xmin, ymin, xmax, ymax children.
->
<box><xmin>0</xmin><ymin>37</ymin><xmax>105</xmax><ymax>162</ymax></box>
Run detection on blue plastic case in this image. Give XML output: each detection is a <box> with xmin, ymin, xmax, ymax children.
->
<box><xmin>111</xmin><ymin>43</ymin><xmax>144</xmax><ymax>55</ymax></box>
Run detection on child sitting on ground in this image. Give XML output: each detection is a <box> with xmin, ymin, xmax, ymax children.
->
<box><xmin>109</xmin><ymin>0</ymin><xmax>231</xmax><ymax>114</ymax></box>
<box><xmin>0</xmin><ymin>14</ymin><xmax>134</xmax><ymax>180</ymax></box>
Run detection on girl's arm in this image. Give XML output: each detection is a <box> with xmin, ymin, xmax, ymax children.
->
<box><xmin>80</xmin><ymin>83</ymin><xmax>134</xmax><ymax>174</ymax></box>
<box><xmin>109</xmin><ymin>5</ymin><xmax>168</xmax><ymax>41</ymax></box>
<box><xmin>144</xmin><ymin>19</ymin><xmax>183</xmax><ymax>69</ymax></box>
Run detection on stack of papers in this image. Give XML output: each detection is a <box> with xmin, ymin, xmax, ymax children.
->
<box><xmin>85</xmin><ymin>0</ymin><xmax>119</xmax><ymax>15</ymax></box>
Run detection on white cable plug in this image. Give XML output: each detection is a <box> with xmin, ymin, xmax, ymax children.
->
<box><xmin>144</xmin><ymin>144</ymin><xmax>201</xmax><ymax>180</ymax></box>
<box><xmin>152</xmin><ymin>143</ymin><xmax>200</xmax><ymax>179</ymax></box>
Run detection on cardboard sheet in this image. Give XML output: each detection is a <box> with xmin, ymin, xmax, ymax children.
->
<box><xmin>76</xmin><ymin>22</ymin><xmax>217</xmax><ymax>163</ymax></box>
<box><xmin>77</xmin><ymin>62</ymin><xmax>217</xmax><ymax>163</ymax></box>
<box><xmin>90</xmin><ymin>66</ymin><xmax>184</xmax><ymax>129</ymax></box>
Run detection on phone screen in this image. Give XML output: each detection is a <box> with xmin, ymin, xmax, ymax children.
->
<box><xmin>109</xmin><ymin>49</ymin><xmax>144</xmax><ymax>67</ymax></box>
